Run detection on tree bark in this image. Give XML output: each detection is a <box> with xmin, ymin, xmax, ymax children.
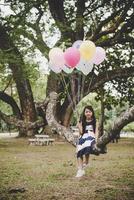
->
<box><xmin>46</xmin><ymin>92</ymin><xmax>76</xmax><ymax>145</ymax></box>
<box><xmin>98</xmin><ymin>89</ymin><xmax>105</xmax><ymax>137</ymax></box>
<box><xmin>0</xmin><ymin>23</ymin><xmax>37</xmax><ymax>136</ymax></box>
<box><xmin>97</xmin><ymin>106</ymin><xmax>134</xmax><ymax>148</ymax></box>
<box><xmin>0</xmin><ymin>91</ymin><xmax>22</xmax><ymax>119</ymax></box>
<box><xmin>85</xmin><ymin>67</ymin><xmax>134</xmax><ymax>95</ymax></box>
<box><xmin>62</xmin><ymin>104</ymin><xmax>73</xmax><ymax>127</ymax></box>
<box><xmin>0</xmin><ymin>110</ymin><xmax>45</xmax><ymax>131</ymax></box>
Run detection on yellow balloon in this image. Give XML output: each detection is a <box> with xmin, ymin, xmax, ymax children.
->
<box><xmin>79</xmin><ymin>40</ymin><xmax>96</xmax><ymax>60</ymax></box>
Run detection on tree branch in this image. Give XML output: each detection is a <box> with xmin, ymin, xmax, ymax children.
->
<box><xmin>75</xmin><ymin>0</ymin><xmax>86</xmax><ymax>39</ymax></box>
<box><xmin>0</xmin><ymin>110</ymin><xmax>44</xmax><ymax>130</ymax></box>
<box><xmin>2</xmin><ymin>77</ymin><xmax>13</xmax><ymax>92</ymax></box>
<box><xmin>85</xmin><ymin>67</ymin><xmax>134</xmax><ymax>95</ymax></box>
<box><xmin>0</xmin><ymin>91</ymin><xmax>22</xmax><ymax>119</ymax></box>
<box><xmin>48</xmin><ymin>0</ymin><xmax>75</xmax><ymax>42</ymax></box>
<box><xmin>90</xmin><ymin>1</ymin><xmax>133</xmax><ymax>45</ymax></box>
<box><xmin>84</xmin><ymin>1</ymin><xmax>106</xmax><ymax>18</ymax></box>
<box><xmin>46</xmin><ymin>91</ymin><xmax>76</xmax><ymax>145</ymax></box>
<box><xmin>97</xmin><ymin>106</ymin><xmax>134</xmax><ymax>148</ymax></box>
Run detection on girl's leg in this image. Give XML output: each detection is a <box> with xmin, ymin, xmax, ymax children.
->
<box><xmin>85</xmin><ymin>154</ymin><xmax>90</xmax><ymax>165</ymax></box>
<box><xmin>76</xmin><ymin>156</ymin><xmax>85</xmax><ymax>177</ymax></box>
<box><xmin>77</xmin><ymin>156</ymin><xmax>83</xmax><ymax>169</ymax></box>
<box><xmin>83</xmin><ymin>154</ymin><xmax>90</xmax><ymax>169</ymax></box>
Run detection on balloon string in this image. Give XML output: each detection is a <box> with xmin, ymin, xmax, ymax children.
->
<box><xmin>78</xmin><ymin>72</ymin><xmax>81</xmax><ymax>103</ymax></box>
<box><xmin>60</xmin><ymin>73</ymin><xmax>75</xmax><ymax>111</ymax></box>
<box><xmin>61</xmin><ymin>72</ymin><xmax>80</xmax><ymax>120</ymax></box>
<box><xmin>87</xmin><ymin>71</ymin><xmax>94</xmax><ymax>94</ymax></box>
<box><xmin>69</xmin><ymin>73</ymin><xmax>80</xmax><ymax>120</ymax></box>
<box><xmin>80</xmin><ymin>74</ymin><xmax>85</xmax><ymax>100</ymax></box>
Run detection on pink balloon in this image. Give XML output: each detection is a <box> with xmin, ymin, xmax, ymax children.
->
<box><xmin>92</xmin><ymin>47</ymin><xmax>106</xmax><ymax>65</ymax></box>
<box><xmin>64</xmin><ymin>47</ymin><xmax>80</xmax><ymax>68</ymax></box>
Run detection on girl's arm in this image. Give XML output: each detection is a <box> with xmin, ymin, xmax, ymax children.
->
<box><xmin>76</xmin><ymin>121</ymin><xmax>83</xmax><ymax>136</ymax></box>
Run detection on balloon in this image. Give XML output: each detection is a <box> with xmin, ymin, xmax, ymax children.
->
<box><xmin>72</xmin><ymin>40</ymin><xmax>83</xmax><ymax>49</ymax></box>
<box><xmin>49</xmin><ymin>48</ymin><xmax>65</xmax><ymax>67</ymax></box>
<box><xmin>64</xmin><ymin>47</ymin><xmax>80</xmax><ymax>68</ymax></box>
<box><xmin>48</xmin><ymin>61</ymin><xmax>62</xmax><ymax>73</ymax></box>
<box><xmin>91</xmin><ymin>47</ymin><xmax>106</xmax><ymax>65</ymax></box>
<box><xmin>79</xmin><ymin>40</ymin><xmax>96</xmax><ymax>61</ymax></box>
<box><xmin>82</xmin><ymin>62</ymin><xmax>93</xmax><ymax>75</ymax></box>
<box><xmin>76</xmin><ymin>59</ymin><xmax>93</xmax><ymax>75</ymax></box>
<box><xmin>49</xmin><ymin>47</ymin><xmax>62</xmax><ymax>60</ymax></box>
<box><xmin>62</xmin><ymin>65</ymin><xmax>73</xmax><ymax>74</ymax></box>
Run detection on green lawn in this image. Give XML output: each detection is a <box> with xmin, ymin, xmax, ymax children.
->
<box><xmin>0</xmin><ymin>138</ymin><xmax>134</xmax><ymax>200</ymax></box>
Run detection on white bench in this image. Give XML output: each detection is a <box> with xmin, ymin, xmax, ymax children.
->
<box><xmin>28</xmin><ymin>135</ymin><xmax>55</xmax><ymax>146</ymax></box>
<box><xmin>35</xmin><ymin>134</ymin><xmax>49</xmax><ymax>138</ymax></box>
<box><xmin>28</xmin><ymin>138</ymin><xmax>37</xmax><ymax>145</ymax></box>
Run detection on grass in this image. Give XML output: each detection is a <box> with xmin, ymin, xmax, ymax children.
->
<box><xmin>0</xmin><ymin>138</ymin><xmax>134</xmax><ymax>200</ymax></box>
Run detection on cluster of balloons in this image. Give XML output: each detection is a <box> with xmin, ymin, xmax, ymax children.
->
<box><xmin>48</xmin><ymin>40</ymin><xmax>106</xmax><ymax>75</ymax></box>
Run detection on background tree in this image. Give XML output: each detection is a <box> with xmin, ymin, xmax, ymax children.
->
<box><xmin>0</xmin><ymin>0</ymin><xmax>134</xmax><ymax>151</ymax></box>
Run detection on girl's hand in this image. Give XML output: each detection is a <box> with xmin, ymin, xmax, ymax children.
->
<box><xmin>88</xmin><ymin>131</ymin><xmax>95</xmax><ymax>138</ymax></box>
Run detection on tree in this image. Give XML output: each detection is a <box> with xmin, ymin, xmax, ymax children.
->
<box><xmin>0</xmin><ymin>0</ymin><xmax>134</xmax><ymax>151</ymax></box>
<box><xmin>0</xmin><ymin>23</ymin><xmax>37</xmax><ymax>136</ymax></box>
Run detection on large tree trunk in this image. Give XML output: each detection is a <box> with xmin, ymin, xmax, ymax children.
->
<box><xmin>62</xmin><ymin>105</ymin><xmax>73</xmax><ymax>127</ymax></box>
<box><xmin>0</xmin><ymin>24</ymin><xmax>37</xmax><ymax>136</ymax></box>
<box><xmin>55</xmin><ymin>97</ymin><xmax>73</xmax><ymax>127</ymax></box>
<box><xmin>98</xmin><ymin>89</ymin><xmax>105</xmax><ymax>137</ymax></box>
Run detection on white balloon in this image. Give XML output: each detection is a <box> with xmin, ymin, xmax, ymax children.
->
<box><xmin>49</xmin><ymin>62</ymin><xmax>62</xmax><ymax>73</ymax></box>
<box><xmin>76</xmin><ymin>59</ymin><xmax>93</xmax><ymax>75</ymax></box>
<box><xmin>62</xmin><ymin>65</ymin><xmax>73</xmax><ymax>73</ymax></box>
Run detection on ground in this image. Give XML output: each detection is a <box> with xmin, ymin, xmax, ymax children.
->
<box><xmin>0</xmin><ymin>137</ymin><xmax>134</xmax><ymax>200</ymax></box>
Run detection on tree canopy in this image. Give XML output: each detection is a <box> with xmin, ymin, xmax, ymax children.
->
<box><xmin>0</xmin><ymin>0</ymin><xmax>134</xmax><ymax>151</ymax></box>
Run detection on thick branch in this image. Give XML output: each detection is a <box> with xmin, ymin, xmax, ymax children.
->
<box><xmin>92</xmin><ymin>9</ymin><xmax>129</xmax><ymax>41</ymax></box>
<box><xmin>85</xmin><ymin>67</ymin><xmax>134</xmax><ymax>95</ymax></box>
<box><xmin>0</xmin><ymin>110</ymin><xmax>44</xmax><ymax>130</ymax></box>
<box><xmin>48</xmin><ymin>0</ymin><xmax>75</xmax><ymax>42</ymax></box>
<box><xmin>0</xmin><ymin>91</ymin><xmax>22</xmax><ymax>119</ymax></box>
<box><xmin>98</xmin><ymin>14</ymin><xmax>134</xmax><ymax>46</ymax></box>
<box><xmin>92</xmin><ymin>9</ymin><xmax>122</xmax><ymax>38</ymax></box>
<box><xmin>35</xmin><ymin>97</ymin><xmax>49</xmax><ymax>124</ymax></box>
<box><xmin>97</xmin><ymin>106</ymin><xmax>134</xmax><ymax>148</ymax></box>
<box><xmin>75</xmin><ymin>0</ymin><xmax>86</xmax><ymax>39</ymax></box>
<box><xmin>3</xmin><ymin>77</ymin><xmax>13</xmax><ymax>92</ymax></box>
<box><xmin>90</xmin><ymin>1</ymin><xmax>133</xmax><ymax>45</ymax></box>
<box><xmin>46</xmin><ymin>92</ymin><xmax>76</xmax><ymax>145</ymax></box>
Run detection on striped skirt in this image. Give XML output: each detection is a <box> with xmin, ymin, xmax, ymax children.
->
<box><xmin>76</xmin><ymin>132</ymin><xmax>96</xmax><ymax>158</ymax></box>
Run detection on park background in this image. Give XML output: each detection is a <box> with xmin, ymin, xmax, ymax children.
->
<box><xmin>0</xmin><ymin>0</ymin><xmax>134</xmax><ymax>199</ymax></box>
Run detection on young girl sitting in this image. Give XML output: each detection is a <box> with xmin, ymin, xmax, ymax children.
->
<box><xmin>75</xmin><ymin>105</ymin><xmax>98</xmax><ymax>178</ymax></box>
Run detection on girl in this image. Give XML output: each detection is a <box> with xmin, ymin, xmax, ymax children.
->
<box><xmin>75</xmin><ymin>105</ymin><xmax>98</xmax><ymax>178</ymax></box>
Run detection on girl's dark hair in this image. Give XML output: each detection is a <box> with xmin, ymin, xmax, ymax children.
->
<box><xmin>80</xmin><ymin>105</ymin><xmax>96</xmax><ymax>134</ymax></box>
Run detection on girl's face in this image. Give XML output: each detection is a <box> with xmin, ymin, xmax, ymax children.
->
<box><xmin>84</xmin><ymin>108</ymin><xmax>93</xmax><ymax>119</ymax></box>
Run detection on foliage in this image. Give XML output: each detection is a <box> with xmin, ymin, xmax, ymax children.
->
<box><xmin>0</xmin><ymin>0</ymin><xmax>133</xmax><ymax>133</ymax></box>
